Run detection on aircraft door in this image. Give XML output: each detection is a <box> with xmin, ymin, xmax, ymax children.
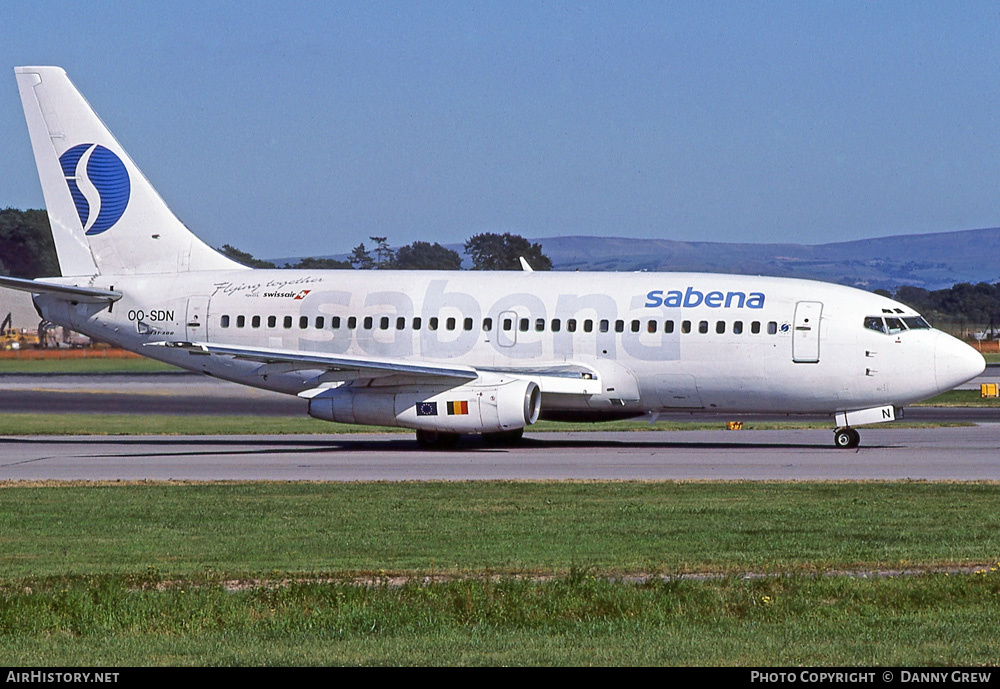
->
<box><xmin>792</xmin><ymin>301</ymin><xmax>822</xmax><ymax>363</ymax></box>
<box><xmin>185</xmin><ymin>296</ymin><xmax>210</xmax><ymax>341</ymax></box>
<box><xmin>497</xmin><ymin>310</ymin><xmax>517</xmax><ymax>347</ymax></box>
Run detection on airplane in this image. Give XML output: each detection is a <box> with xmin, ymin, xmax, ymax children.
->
<box><xmin>0</xmin><ymin>66</ymin><xmax>987</xmax><ymax>449</ymax></box>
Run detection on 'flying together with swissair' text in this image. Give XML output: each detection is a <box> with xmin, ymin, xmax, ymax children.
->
<box><xmin>1</xmin><ymin>67</ymin><xmax>986</xmax><ymax>448</ymax></box>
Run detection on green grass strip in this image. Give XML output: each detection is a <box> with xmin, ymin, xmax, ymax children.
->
<box><xmin>2</xmin><ymin>572</ymin><xmax>999</xmax><ymax>665</ymax></box>
<box><xmin>2</xmin><ymin>482</ymin><xmax>998</xmax><ymax>578</ymax></box>
<box><xmin>1</xmin><ymin>481</ymin><xmax>1000</xmax><ymax>665</ymax></box>
<box><xmin>0</xmin><ymin>357</ymin><xmax>179</xmax><ymax>373</ymax></box>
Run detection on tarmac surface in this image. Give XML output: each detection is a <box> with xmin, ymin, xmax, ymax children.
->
<box><xmin>0</xmin><ymin>371</ymin><xmax>997</xmax><ymax>482</ymax></box>
<box><xmin>1</xmin><ymin>426</ymin><xmax>998</xmax><ymax>482</ymax></box>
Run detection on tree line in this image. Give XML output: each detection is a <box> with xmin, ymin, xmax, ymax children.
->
<box><xmin>0</xmin><ymin>208</ymin><xmax>60</xmax><ymax>278</ymax></box>
<box><xmin>877</xmin><ymin>283</ymin><xmax>1000</xmax><ymax>335</ymax></box>
<box><xmin>219</xmin><ymin>232</ymin><xmax>552</xmax><ymax>271</ymax></box>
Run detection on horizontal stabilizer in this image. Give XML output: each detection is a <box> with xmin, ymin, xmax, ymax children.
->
<box><xmin>0</xmin><ymin>275</ymin><xmax>121</xmax><ymax>303</ymax></box>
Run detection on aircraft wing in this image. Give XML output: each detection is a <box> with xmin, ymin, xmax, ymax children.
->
<box><xmin>0</xmin><ymin>275</ymin><xmax>122</xmax><ymax>303</ymax></box>
<box><xmin>145</xmin><ymin>340</ymin><xmax>601</xmax><ymax>394</ymax></box>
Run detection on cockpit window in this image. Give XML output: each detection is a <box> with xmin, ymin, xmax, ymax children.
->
<box><xmin>884</xmin><ymin>317</ymin><xmax>906</xmax><ymax>334</ymax></box>
<box><xmin>866</xmin><ymin>314</ymin><xmax>932</xmax><ymax>334</ymax></box>
<box><xmin>903</xmin><ymin>316</ymin><xmax>931</xmax><ymax>330</ymax></box>
<box><xmin>864</xmin><ymin>316</ymin><xmax>887</xmax><ymax>333</ymax></box>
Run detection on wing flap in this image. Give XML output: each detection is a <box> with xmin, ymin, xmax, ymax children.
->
<box><xmin>145</xmin><ymin>341</ymin><xmax>602</xmax><ymax>395</ymax></box>
<box><xmin>144</xmin><ymin>340</ymin><xmax>479</xmax><ymax>381</ymax></box>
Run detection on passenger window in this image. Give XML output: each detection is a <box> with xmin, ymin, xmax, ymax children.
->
<box><xmin>284</xmin><ymin>316</ymin><xmax>293</xmax><ymax>329</ymax></box>
<box><xmin>664</xmin><ymin>320</ymin><xmax>674</xmax><ymax>334</ymax></box>
<box><xmin>551</xmin><ymin>319</ymin><xmax>561</xmax><ymax>332</ymax></box>
<box><xmin>363</xmin><ymin>316</ymin><xmax>373</xmax><ymax>330</ymax></box>
<box><xmin>331</xmin><ymin>316</ymin><xmax>340</xmax><ymax>329</ymax></box>
<box><xmin>447</xmin><ymin>317</ymin><xmax>456</xmax><ymax>331</ymax></box>
<box><xmin>519</xmin><ymin>318</ymin><xmax>529</xmax><ymax>332</ymax></box>
<box><xmin>733</xmin><ymin>321</ymin><xmax>743</xmax><ymax>335</ymax></box>
<box><xmin>647</xmin><ymin>320</ymin><xmax>657</xmax><ymax>334</ymax></box>
<box><xmin>313</xmin><ymin>316</ymin><xmax>322</xmax><ymax>329</ymax></box>
<box><xmin>536</xmin><ymin>318</ymin><xmax>545</xmax><ymax>332</ymax></box>
<box><xmin>412</xmin><ymin>317</ymin><xmax>422</xmax><ymax>330</ymax></box>
<box><xmin>299</xmin><ymin>316</ymin><xmax>308</xmax><ymax>329</ymax></box>
<box><xmin>464</xmin><ymin>318</ymin><xmax>473</xmax><ymax>331</ymax></box>
<box><xmin>698</xmin><ymin>321</ymin><xmax>708</xmax><ymax>334</ymax></box>
<box><xmin>236</xmin><ymin>315</ymin><xmax>245</xmax><ymax>328</ymax></box>
<box><xmin>502</xmin><ymin>318</ymin><xmax>512</xmax><ymax>331</ymax></box>
<box><xmin>767</xmin><ymin>321</ymin><xmax>777</xmax><ymax>335</ymax></box>
<box><xmin>267</xmin><ymin>316</ymin><xmax>277</xmax><ymax>328</ymax></box>
<box><xmin>482</xmin><ymin>318</ymin><xmax>492</xmax><ymax>331</ymax></box>
<box><xmin>599</xmin><ymin>319</ymin><xmax>609</xmax><ymax>333</ymax></box>
<box><xmin>380</xmin><ymin>317</ymin><xmax>389</xmax><ymax>330</ymax></box>
<box><xmin>221</xmin><ymin>315</ymin><xmax>230</xmax><ymax>328</ymax></box>
<box><xmin>751</xmin><ymin>321</ymin><xmax>760</xmax><ymax>334</ymax></box>
<box><xmin>583</xmin><ymin>320</ymin><xmax>593</xmax><ymax>333</ymax></box>
<box><xmin>716</xmin><ymin>321</ymin><xmax>725</xmax><ymax>334</ymax></box>
<box><xmin>429</xmin><ymin>317</ymin><xmax>438</xmax><ymax>331</ymax></box>
<box><xmin>630</xmin><ymin>320</ymin><xmax>640</xmax><ymax>333</ymax></box>
<box><xmin>397</xmin><ymin>317</ymin><xmax>406</xmax><ymax>330</ymax></box>
<box><xmin>567</xmin><ymin>319</ymin><xmax>577</xmax><ymax>333</ymax></box>
<box><xmin>615</xmin><ymin>320</ymin><xmax>624</xmax><ymax>333</ymax></box>
<box><xmin>681</xmin><ymin>320</ymin><xmax>691</xmax><ymax>334</ymax></box>
<box><xmin>347</xmin><ymin>316</ymin><xmax>356</xmax><ymax>330</ymax></box>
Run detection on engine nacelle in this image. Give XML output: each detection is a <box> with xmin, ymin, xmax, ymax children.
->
<box><xmin>308</xmin><ymin>374</ymin><xmax>541</xmax><ymax>434</ymax></box>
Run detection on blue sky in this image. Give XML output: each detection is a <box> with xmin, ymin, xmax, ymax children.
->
<box><xmin>2</xmin><ymin>1</ymin><xmax>1000</xmax><ymax>259</ymax></box>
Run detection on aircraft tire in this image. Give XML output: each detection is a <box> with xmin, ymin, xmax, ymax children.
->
<box><xmin>481</xmin><ymin>428</ymin><xmax>525</xmax><ymax>446</ymax></box>
<box><xmin>415</xmin><ymin>429</ymin><xmax>461</xmax><ymax>449</ymax></box>
<box><xmin>833</xmin><ymin>427</ymin><xmax>861</xmax><ymax>449</ymax></box>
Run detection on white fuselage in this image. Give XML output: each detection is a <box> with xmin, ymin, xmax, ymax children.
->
<box><xmin>35</xmin><ymin>268</ymin><xmax>984</xmax><ymax>420</ymax></box>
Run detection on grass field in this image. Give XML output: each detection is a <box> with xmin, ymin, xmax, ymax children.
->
<box><xmin>1</xmin><ymin>481</ymin><xmax>999</xmax><ymax>665</ymax></box>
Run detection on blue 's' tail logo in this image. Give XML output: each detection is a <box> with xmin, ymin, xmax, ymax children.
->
<box><xmin>59</xmin><ymin>144</ymin><xmax>130</xmax><ymax>235</ymax></box>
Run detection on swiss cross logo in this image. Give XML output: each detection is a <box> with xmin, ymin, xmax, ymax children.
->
<box><xmin>293</xmin><ymin>290</ymin><xmax>311</xmax><ymax>300</ymax></box>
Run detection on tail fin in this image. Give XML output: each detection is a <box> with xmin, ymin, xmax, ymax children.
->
<box><xmin>15</xmin><ymin>66</ymin><xmax>245</xmax><ymax>276</ymax></box>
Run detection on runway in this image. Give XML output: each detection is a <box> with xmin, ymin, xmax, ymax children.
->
<box><xmin>1</xmin><ymin>371</ymin><xmax>997</xmax><ymax>482</ymax></box>
<box><xmin>2</xmin><ymin>426</ymin><xmax>999</xmax><ymax>481</ymax></box>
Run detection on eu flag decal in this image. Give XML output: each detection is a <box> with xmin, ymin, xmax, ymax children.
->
<box><xmin>417</xmin><ymin>402</ymin><xmax>438</xmax><ymax>416</ymax></box>
<box><xmin>447</xmin><ymin>400</ymin><xmax>469</xmax><ymax>415</ymax></box>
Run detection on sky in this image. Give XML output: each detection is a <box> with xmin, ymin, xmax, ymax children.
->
<box><xmin>2</xmin><ymin>1</ymin><xmax>1000</xmax><ymax>259</ymax></box>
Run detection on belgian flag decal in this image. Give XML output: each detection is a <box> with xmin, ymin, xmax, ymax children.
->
<box><xmin>447</xmin><ymin>400</ymin><xmax>469</xmax><ymax>415</ymax></box>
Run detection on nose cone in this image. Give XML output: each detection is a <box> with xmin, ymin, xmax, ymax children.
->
<box><xmin>935</xmin><ymin>332</ymin><xmax>987</xmax><ymax>392</ymax></box>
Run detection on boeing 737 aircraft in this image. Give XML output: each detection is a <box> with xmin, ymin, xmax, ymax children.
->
<box><xmin>0</xmin><ymin>67</ymin><xmax>987</xmax><ymax>448</ymax></box>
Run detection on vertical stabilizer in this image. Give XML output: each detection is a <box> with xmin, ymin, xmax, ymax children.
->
<box><xmin>15</xmin><ymin>67</ymin><xmax>246</xmax><ymax>276</ymax></box>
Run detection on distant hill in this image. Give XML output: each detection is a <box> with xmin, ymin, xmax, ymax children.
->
<box><xmin>536</xmin><ymin>227</ymin><xmax>1000</xmax><ymax>291</ymax></box>
<box><xmin>271</xmin><ymin>226</ymin><xmax>1000</xmax><ymax>291</ymax></box>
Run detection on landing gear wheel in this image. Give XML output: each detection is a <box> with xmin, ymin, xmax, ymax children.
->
<box><xmin>481</xmin><ymin>428</ymin><xmax>525</xmax><ymax>447</ymax></box>
<box><xmin>833</xmin><ymin>427</ymin><xmax>861</xmax><ymax>449</ymax></box>
<box><xmin>415</xmin><ymin>429</ymin><xmax>461</xmax><ymax>449</ymax></box>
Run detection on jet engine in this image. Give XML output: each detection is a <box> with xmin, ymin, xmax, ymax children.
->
<box><xmin>307</xmin><ymin>374</ymin><xmax>541</xmax><ymax>434</ymax></box>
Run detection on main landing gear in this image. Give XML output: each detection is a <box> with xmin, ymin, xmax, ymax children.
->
<box><xmin>415</xmin><ymin>429</ymin><xmax>461</xmax><ymax>449</ymax></box>
<box><xmin>833</xmin><ymin>427</ymin><xmax>861</xmax><ymax>449</ymax></box>
<box><xmin>415</xmin><ymin>428</ymin><xmax>526</xmax><ymax>449</ymax></box>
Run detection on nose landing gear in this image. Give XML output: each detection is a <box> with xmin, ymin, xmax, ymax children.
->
<box><xmin>833</xmin><ymin>427</ymin><xmax>861</xmax><ymax>449</ymax></box>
